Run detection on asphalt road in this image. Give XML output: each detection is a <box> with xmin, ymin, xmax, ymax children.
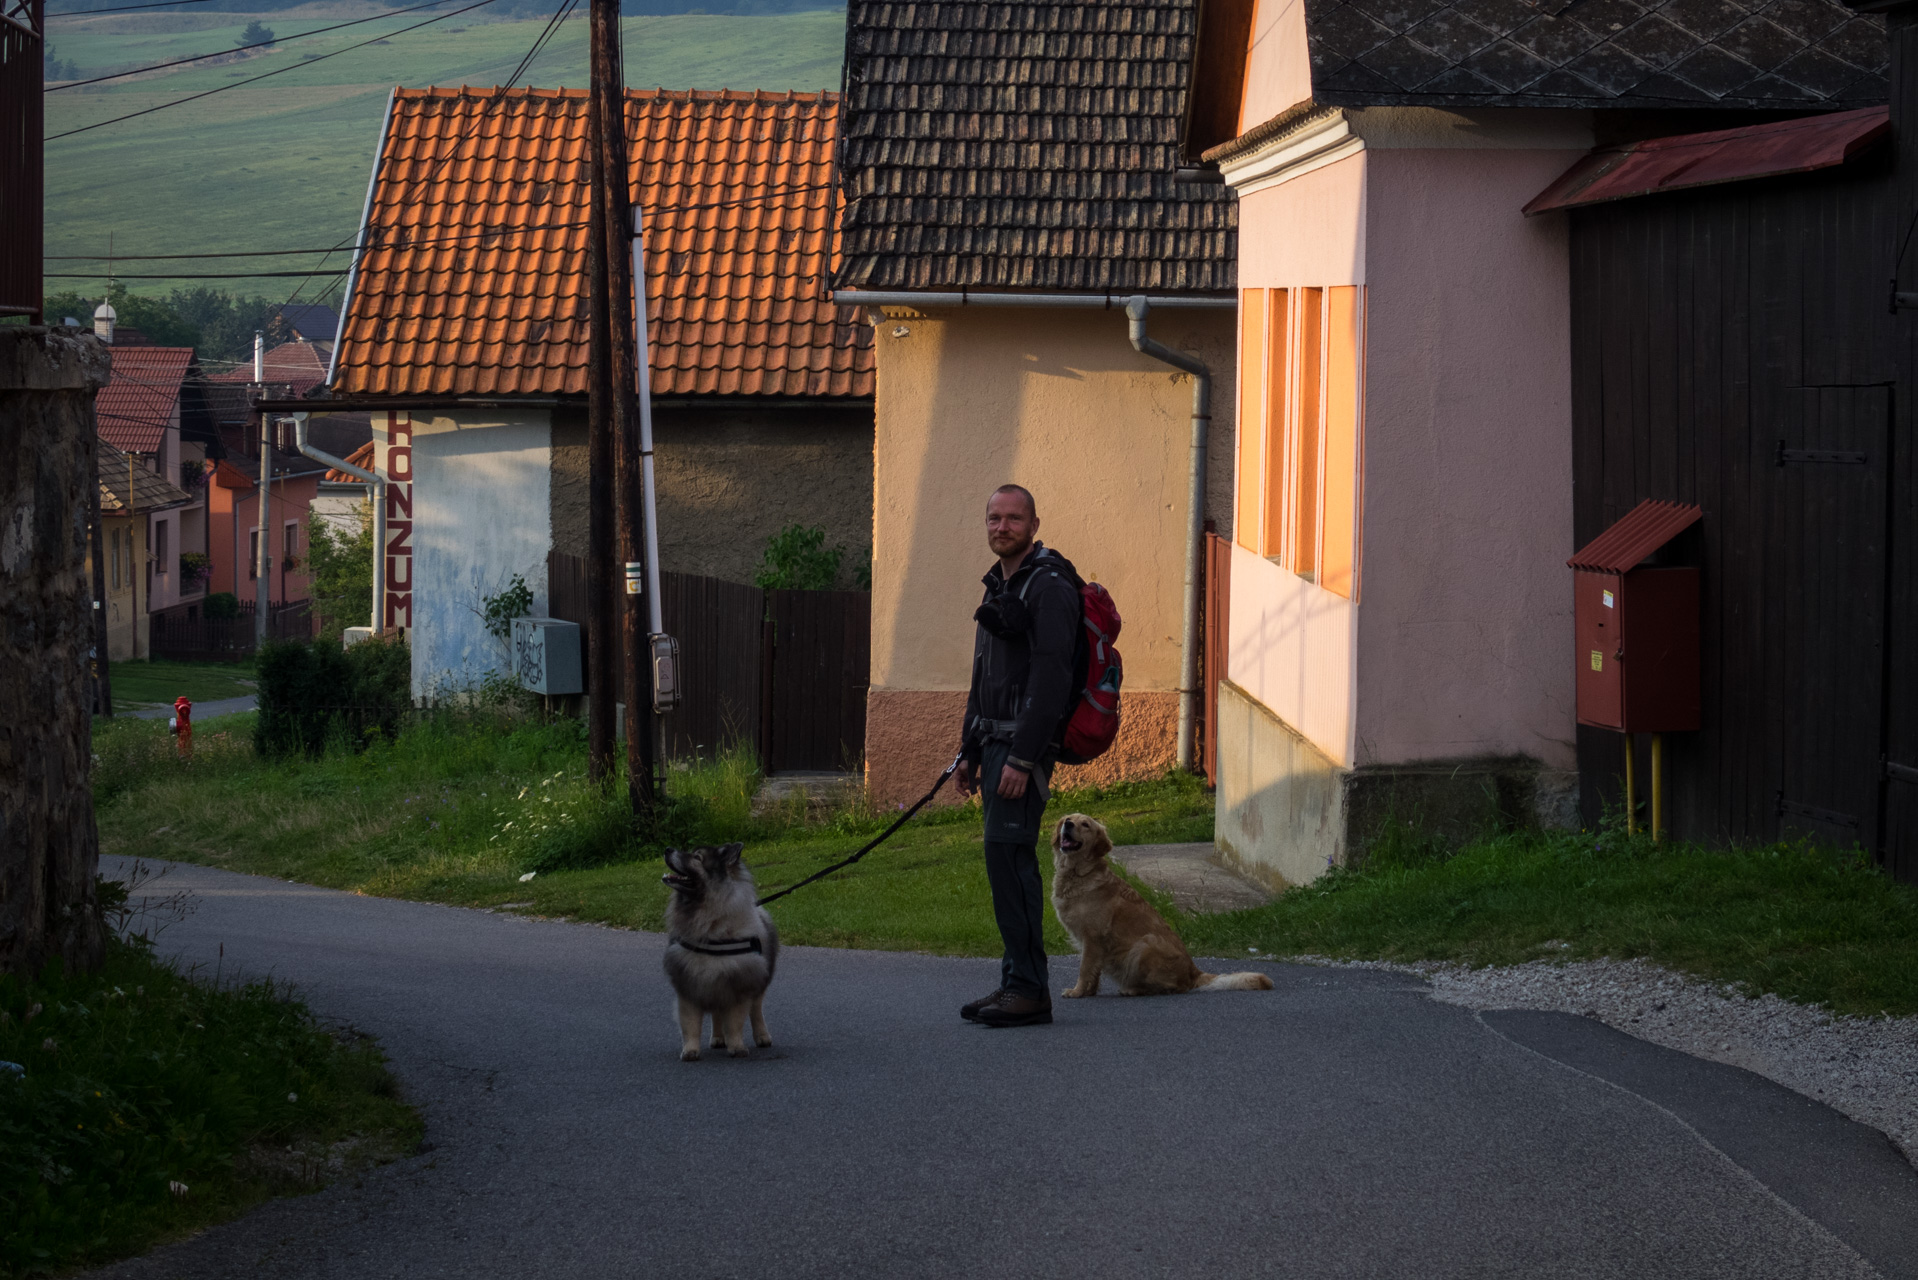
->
<box><xmin>91</xmin><ymin>857</ymin><xmax>1918</xmax><ymax>1280</ymax></box>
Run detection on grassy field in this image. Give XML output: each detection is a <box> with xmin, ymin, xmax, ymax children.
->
<box><xmin>88</xmin><ymin>708</ymin><xmax>1918</xmax><ymax>1018</ymax></box>
<box><xmin>0</xmin><ymin>931</ymin><xmax>420</xmax><ymax>1276</ymax></box>
<box><xmin>106</xmin><ymin>658</ymin><xmax>256</xmax><ymax>712</ymax></box>
<box><xmin>44</xmin><ymin>6</ymin><xmax>846</xmax><ymax>297</ymax></box>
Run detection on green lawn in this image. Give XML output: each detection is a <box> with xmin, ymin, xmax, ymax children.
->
<box><xmin>106</xmin><ymin>658</ymin><xmax>256</xmax><ymax>712</ymax></box>
<box><xmin>91</xmin><ymin>711</ymin><xmax>1214</xmax><ymax>956</ymax></box>
<box><xmin>89</xmin><ymin>710</ymin><xmax>1918</xmax><ymax>1018</ymax></box>
<box><xmin>43</xmin><ymin>8</ymin><xmax>847</xmax><ymax>297</ymax></box>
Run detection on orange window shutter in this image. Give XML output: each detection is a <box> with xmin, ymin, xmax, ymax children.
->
<box><xmin>1290</xmin><ymin>287</ymin><xmax>1325</xmax><ymax>579</ymax></box>
<box><xmin>1261</xmin><ymin>288</ymin><xmax>1290</xmax><ymax>560</ymax></box>
<box><xmin>1320</xmin><ymin>286</ymin><xmax>1364</xmax><ymax>599</ymax></box>
<box><xmin>1235</xmin><ymin>288</ymin><xmax>1267</xmax><ymax>552</ymax></box>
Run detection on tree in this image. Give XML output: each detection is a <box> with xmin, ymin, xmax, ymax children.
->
<box><xmin>307</xmin><ymin>504</ymin><xmax>373</xmax><ymax>642</ymax></box>
<box><xmin>0</xmin><ymin>329</ymin><xmax>110</xmax><ymax>976</ymax></box>
<box><xmin>237</xmin><ymin>19</ymin><xmax>275</xmax><ymax>46</ymax></box>
<box><xmin>754</xmin><ymin>524</ymin><xmax>845</xmax><ymax>591</ymax></box>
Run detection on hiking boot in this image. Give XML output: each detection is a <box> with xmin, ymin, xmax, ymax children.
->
<box><xmin>960</xmin><ymin>988</ymin><xmax>1007</xmax><ymax>1022</ymax></box>
<box><xmin>972</xmin><ymin>992</ymin><xmax>1053</xmax><ymax>1027</ymax></box>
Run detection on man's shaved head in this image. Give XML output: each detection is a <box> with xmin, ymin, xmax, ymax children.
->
<box><xmin>990</xmin><ymin>484</ymin><xmax>1037</xmax><ymax>519</ymax></box>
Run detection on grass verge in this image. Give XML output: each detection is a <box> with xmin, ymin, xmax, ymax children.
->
<box><xmin>1173</xmin><ymin>825</ymin><xmax>1918</xmax><ymax>1019</ymax></box>
<box><xmin>0</xmin><ymin>927</ymin><xmax>420</xmax><ymax>1277</ymax></box>
<box><xmin>92</xmin><ymin>712</ymin><xmax>1918</xmax><ymax>1017</ymax></box>
<box><xmin>93</xmin><ymin>710</ymin><xmax>1212</xmax><ymax>957</ymax></box>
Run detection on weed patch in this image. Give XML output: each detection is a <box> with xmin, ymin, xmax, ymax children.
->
<box><xmin>0</xmin><ymin>928</ymin><xmax>419</xmax><ymax>1276</ymax></box>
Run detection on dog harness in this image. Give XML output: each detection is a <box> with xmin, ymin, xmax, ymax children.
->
<box><xmin>668</xmin><ymin>935</ymin><xmax>764</xmax><ymax>957</ymax></box>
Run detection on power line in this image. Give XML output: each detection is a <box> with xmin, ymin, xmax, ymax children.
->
<box><xmin>48</xmin><ymin>0</ymin><xmax>215</xmax><ymax>15</ymax></box>
<box><xmin>276</xmin><ymin>0</ymin><xmax>582</xmax><ymax>316</ymax></box>
<box><xmin>43</xmin><ymin>188</ymin><xmax>837</xmax><ymax>261</ymax></box>
<box><xmin>49</xmin><ymin>0</ymin><xmax>462</xmax><ymax>91</ymax></box>
<box><xmin>45</xmin><ymin>0</ymin><xmax>498</xmax><ymax>140</ymax></box>
<box><xmin>47</xmin><ymin>0</ymin><xmax>464</xmax><ymax>92</ymax></box>
<box><xmin>50</xmin><ymin>271</ymin><xmax>370</xmax><ymax>279</ymax></box>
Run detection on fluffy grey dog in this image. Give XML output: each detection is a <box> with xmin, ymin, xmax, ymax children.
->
<box><xmin>662</xmin><ymin>843</ymin><xmax>779</xmax><ymax>1061</ymax></box>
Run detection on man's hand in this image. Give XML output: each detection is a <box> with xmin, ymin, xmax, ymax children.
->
<box><xmin>955</xmin><ymin>758</ymin><xmax>977</xmax><ymax>795</ymax></box>
<box><xmin>996</xmin><ymin>764</ymin><xmax>1029</xmax><ymax>800</ymax></box>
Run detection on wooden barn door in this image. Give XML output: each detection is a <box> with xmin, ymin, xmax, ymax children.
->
<box><xmin>765</xmin><ymin>588</ymin><xmax>871</xmax><ymax>773</ymax></box>
<box><xmin>1769</xmin><ymin>385</ymin><xmax>1893</xmax><ymax>850</ymax></box>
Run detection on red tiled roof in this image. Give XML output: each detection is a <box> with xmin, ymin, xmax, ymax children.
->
<box><xmin>332</xmin><ymin>87</ymin><xmax>872</xmax><ymax>400</ymax></box>
<box><xmin>96</xmin><ymin>346</ymin><xmax>195</xmax><ymax>454</ymax></box>
<box><xmin>1525</xmin><ymin>107</ymin><xmax>1891</xmax><ymax>216</ymax></box>
<box><xmin>208</xmin><ymin>338</ymin><xmax>331</xmax><ymax>397</ymax></box>
<box><xmin>325</xmin><ymin>441</ymin><xmax>375</xmax><ymax>482</ymax></box>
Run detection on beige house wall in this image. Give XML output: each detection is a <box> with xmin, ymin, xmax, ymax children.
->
<box><xmin>550</xmin><ymin>402</ymin><xmax>875</xmax><ymax>587</ymax></box>
<box><xmin>866</xmin><ymin>306</ymin><xmax>1237</xmax><ymax>804</ymax></box>
<box><xmin>91</xmin><ymin>513</ymin><xmax>149</xmax><ymax>661</ymax></box>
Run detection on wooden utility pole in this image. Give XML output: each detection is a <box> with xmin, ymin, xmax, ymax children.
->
<box><xmin>588</xmin><ymin>0</ymin><xmax>655</xmax><ymax>815</ymax></box>
<box><xmin>585</xmin><ymin>67</ymin><xmax>617</xmax><ymax>785</ymax></box>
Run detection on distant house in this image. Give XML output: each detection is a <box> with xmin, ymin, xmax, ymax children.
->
<box><xmin>274</xmin><ymin>303</ymin><xmax>340</xmax><ymax>345</ymax></box>
<box><xmin>317</xmin><ymin>86</ymin><xmax>874</xmax><ymax>697</ymax></box>
<box><xmin>94</xmin><ymin>345</ymin><xmax>210</xmax><ymax>626</ymax></box>
<box><xmin>203</xmin><ymin>337</ymin><xmax>370</xmax><ymax>462</ymax></box>
<box><xmin>93</xmin><ymin>439</ymin><xmax>193</xmax><ymax>660</ymax></box>
<box><xmin>832</xmin><ymin>0</ymin><xmax>1239</xmax><ymax>803</ymax></box>
<box><xmin>204</xmin><ymin>451</ymin><xmax>327</xmax><ymax>612</ymax></box>
<box><xmin>1179</xmin><ymin>0</ymin><xmax>1887</xmax><ymax>885</ymax></box>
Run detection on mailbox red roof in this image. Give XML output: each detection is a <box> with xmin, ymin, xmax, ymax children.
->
<box><xmin>1526</xmin><ymin>107</ymin><xmax>1890</xmax><ymax>216</ymax></box>
<box><xmin>1569</xmin><ymin>500</ymin><xmax>1704</xmax><ymax>573</ymax></box>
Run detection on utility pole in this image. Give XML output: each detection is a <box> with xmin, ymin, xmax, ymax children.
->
<box><xmin>588</xmin><ymin>0</ymin><xmax>655</xmax><ymax>814</ymax></box>
<box><xmin>254</xmin><ymin>333</ymin><xmax>271</xmax><ymax>646</ymax></box>
<box><xmin>584</xmin><ymin>34</ymin><xmax>617</xmax><ymax>785</ymax></box>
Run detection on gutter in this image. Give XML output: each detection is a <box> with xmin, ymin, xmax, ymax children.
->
<box><xmin>292</xmin><ymin>412</ymin><xmax>385</xmax><ymax>635</ymax></box>
<box><xmin>835</xmin><ymin>286</ymin><xmax>1228</xmax><ymax>773</ymax></box>
<box><xmin>252</xmin><ymin>396</ymin><xmax>564</xmax><ymax>413</ymax></box>
<box><xmin>832</xmin><ymin>289</ymin><xmax>1234</xmax><ymax>311</ymax></box>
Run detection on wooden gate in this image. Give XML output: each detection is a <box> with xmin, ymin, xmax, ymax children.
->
<box><xmin>765</xmin><ymin>587</ymin><xmax>871</xmax><ymax>772</ymax></box>
<box><xmin>545</xmin><ymin>552</ymin><xmax>868</xmax><ymax>769</ymax></box>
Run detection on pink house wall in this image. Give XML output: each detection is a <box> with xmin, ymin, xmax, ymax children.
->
<box><xmin>1355</xmin><ymin>146</ymin><xmax>1583</xmax><ymax>769</ymax></box>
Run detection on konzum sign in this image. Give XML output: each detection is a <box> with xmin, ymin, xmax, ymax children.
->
<box><xmin>381</xmin><ymin>410</ymin><xmax>414</xmax><ymax>631</ymax></box>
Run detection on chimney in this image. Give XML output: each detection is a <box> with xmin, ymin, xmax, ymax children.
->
<box><xmin>254</xmin><ymin>330</ymin><xmax>265</xmax><ymax>382</ymax></box>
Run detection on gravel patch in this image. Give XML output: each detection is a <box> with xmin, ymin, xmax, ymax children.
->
<box><xmin>1293</xmin><ymin>954</ymin><xmax>1918</xmax><ymax>1167</ymax></box>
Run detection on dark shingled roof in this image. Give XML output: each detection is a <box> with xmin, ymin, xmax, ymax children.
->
<box><xmin>1303</xmin><ymin>0</ymin><xmax>1886</xmax><ymax>111</ymax></box>
<box><xmin>835</xmin><ymin>0</ymin><xmax>1237</xmax><ymax>294</ymax></box>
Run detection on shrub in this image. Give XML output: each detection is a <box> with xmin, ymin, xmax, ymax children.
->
<box><xmin>255</xmin><ymin>635</ymin><xmax>410</xmax><ymax>759</ymax></box>
<box><xmin>306</xmin><ymin>507</ymin><xmax>372</xmax><ymax>642</ymax></box>
<box><xmin>236</xmin><ymin>19</ymin><xmax>274</xmax><ymax>45</ymax></box>
<box><xmin>754</xmin><ymin>524</ymin><xmax>844</xmax><ymax>591</ymax></box>
<box><xmin>202</xmin><ymin>592</ymin><xmax>239</xmax><ymax>621</ymax></box>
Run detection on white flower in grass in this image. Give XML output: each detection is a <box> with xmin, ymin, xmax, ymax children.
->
<box><xmin>519</xmin><ymin>871</ymin><xmax>537</xmax><ymax>882</ymax></box>
<box><xmin>168</xmin><ymin>1180</ymin><xmax>189</xmax><ymax>1198</ymax></box>
<box><xmin>287</xmin><ymin>1093</ymin><xmax>298</xmax><ymax>1102</ymax></box>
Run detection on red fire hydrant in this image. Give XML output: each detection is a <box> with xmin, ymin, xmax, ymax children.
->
<box><xmin>170</xmin><ymin>696</ymin><xmax>192</xmax><ymax>760</ymax></box>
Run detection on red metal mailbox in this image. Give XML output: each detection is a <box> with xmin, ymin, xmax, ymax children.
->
<box><xmin>1568</xmin><ymin>500</ymin><xmax>1703</xmax><ymax>732</ymax></box>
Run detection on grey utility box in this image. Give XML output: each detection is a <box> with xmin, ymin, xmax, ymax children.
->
<box><xmin>511</xmin><ymin>617</ymin><xmax>582</xmax><ymax>695</ymax></box>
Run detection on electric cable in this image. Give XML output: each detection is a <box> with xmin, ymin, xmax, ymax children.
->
<box><xmin>48</xmin><ymin>0</ymin><xmax>464</xmax><ymax>91</ymax></box>
<box><xmin>49</xmin><ymin>0</ymin><xmax>217</xmax><ymax>15</ymax></box>
<box><xmin>45</xmin><ymin>0</ymin><xmax>499</xmax><ymax>139</ymax></box>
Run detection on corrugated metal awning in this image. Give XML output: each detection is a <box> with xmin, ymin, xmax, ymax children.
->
<box><xmin>1524</xmin><ymin>106</ymin><xmax>1889</xmax><ymax>216</ymax></box>
<box><xmin>1569</xmin><ymin>500</ymin><xmax>1704</xmax><ymax>573</ymax></box>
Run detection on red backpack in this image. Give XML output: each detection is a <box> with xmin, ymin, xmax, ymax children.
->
<box><xmin>1059</xmin><ymin>581</ymin><xmax>1123</xmax><ymax>765</ymax></box>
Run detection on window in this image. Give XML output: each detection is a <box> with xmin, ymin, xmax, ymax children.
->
<box><xmin>109</xmin><ymin>528</ymin><xmax>121</xmax><ymax>589</ymax></box>
<box><xmin>1234</xmin><ymin>285</ymin><xmax>1365</xmax><ymax>600</ymax></box>
<box><xmin>249</xmin><ymin>529</ymin><xmax>260</xmax><ymax>580</ymax></box>
<box><xmin>154</xmin><ymin>521</ymin><xmax>169</xmax><ymax>577</ymax></box>
<box><xmin>283</xmin><ymin>521</ymin><xmax>299</xmax><ymax>566</ymax></box>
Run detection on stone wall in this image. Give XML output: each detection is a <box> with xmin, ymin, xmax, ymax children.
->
<box><xmin>0</xmin><ymin>326</ymin><xmax>111</xmax><ymax>974</ymax></box>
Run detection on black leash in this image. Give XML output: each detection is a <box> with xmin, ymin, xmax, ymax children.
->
<box><xmin>754</xmin><ymin>753</ymin><xmax>963</xmax><ymax>907</ymax></box>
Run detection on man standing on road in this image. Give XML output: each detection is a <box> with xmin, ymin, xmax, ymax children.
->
<box><xmin>956</xmin><ymin>484</ymin><xmax>1083</xmax><ymax>1028</ymax></box>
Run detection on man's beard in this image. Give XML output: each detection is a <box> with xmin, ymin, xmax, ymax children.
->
<box><xmin>990</xmin><ymin>531</ymin><xmax>1034</xmax><ymax>560</ymax></box>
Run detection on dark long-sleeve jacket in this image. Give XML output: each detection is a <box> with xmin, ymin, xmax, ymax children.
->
<box><xmin>961</xmin><ymin>543</ymin><xmax>1082</xmax><ymax>770</ymax></box>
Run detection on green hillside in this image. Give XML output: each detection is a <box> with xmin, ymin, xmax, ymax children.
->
<box><xmin>43</xmin><ymin>7</ymin><xmax>845</xmax><ymax>299</ymax></box>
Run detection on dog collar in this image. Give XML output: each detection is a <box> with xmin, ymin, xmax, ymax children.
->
<box><xmin>669</xmin><ymin>935</ymin><xmax>763</xmax><ymax>957</ymax></box>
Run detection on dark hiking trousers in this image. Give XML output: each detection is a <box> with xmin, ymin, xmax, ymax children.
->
<box><xmin>979</xmin><ymin>740</ymin><xmax>1051</xmax><ymax>999</ymax></box>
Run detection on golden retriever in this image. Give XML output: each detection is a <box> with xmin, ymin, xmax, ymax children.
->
<box><xmin>1049</xmin><ymin>814</ymin><xmax>1274</xmax><ymax>997</ymax></box>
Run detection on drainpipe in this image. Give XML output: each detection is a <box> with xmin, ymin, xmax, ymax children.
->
<box><xmin>293</xmin><ymin>411</ymin><xmax>385</xmax><ymax>633</ymax></box>
<box><xmin>1125</xmin><ymin>296</ymin><xmax>1210</xmax><ymax>774</ymax></box>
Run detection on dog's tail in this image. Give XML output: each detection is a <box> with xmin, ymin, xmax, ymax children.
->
<box><xmin>1192</xmin><ymin>970</ymin><xmax>1275</xmax><ymax>992</ymax></box>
